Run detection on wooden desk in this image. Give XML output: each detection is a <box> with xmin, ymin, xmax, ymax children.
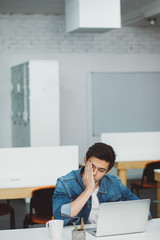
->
<box><xmin>0</xmin><ymin>177</ymin><xmax>57</xmax><ymax>200</ymax></box>
<box><xmin>101</xmin><ymin>131</ymin><xmax>160</xmax><ymax>186</ymax></box>
<box><xmin>154</xmin><ymin>169</ymin><xmax>160</xmax><ymax>218</ymax></box>
<box><xmin>0</xmin><ymin>219</ymin><xmax>160</xmax><ymax>240</ymax></box>
<box><xmin>115</xmin><ymin>160</ymin><xmax>160</xmax><ymax>186</ymax></box>
<box><xmin>0</xmin><ymin>187</ymin><xmax>38</xmax><ymax>199</ymax></box>
<box><xmin>0</xmin><ymin>186</ymin><xmax>56</xmax><ymax>200</ymax></box>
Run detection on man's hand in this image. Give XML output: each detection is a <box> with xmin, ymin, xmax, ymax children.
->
<box><xmin>82</xmin><ymin>160</ymin><xmax>95</xmax><ymax>193</ymax></box>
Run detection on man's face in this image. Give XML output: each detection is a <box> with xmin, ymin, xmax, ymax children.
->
<box><xmin>84</xmin><ymin>156</ymin><xmax>110</xmax><ymax>185</ymax></box>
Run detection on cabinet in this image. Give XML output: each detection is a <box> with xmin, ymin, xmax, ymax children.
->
<box><xmin>11</xmin><ymin>60</ymin><xmax>59</xmax><ymax>147</ymax></box>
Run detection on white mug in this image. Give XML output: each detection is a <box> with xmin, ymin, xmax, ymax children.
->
<box><xmin>46</xmin><ymin>219</ymin><xmax>64</xmax><ymax>239</ymax></box>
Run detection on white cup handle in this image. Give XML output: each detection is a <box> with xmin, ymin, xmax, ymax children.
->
<box><xmin>46</xmin><ymin>221</ymin><xmax>50</xmax><ymax>229</ymax></box>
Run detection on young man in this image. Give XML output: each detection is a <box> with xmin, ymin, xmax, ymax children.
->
<box><xmin>52</xmin><ymin>142</ymin><xmax>139</xmax><ymax>226</ymax></box>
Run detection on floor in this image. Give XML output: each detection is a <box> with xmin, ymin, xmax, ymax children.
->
<box><xmin>0</xmin><ymin>180</ymin><xmax>158</xmax><ymax>230</ymax></box>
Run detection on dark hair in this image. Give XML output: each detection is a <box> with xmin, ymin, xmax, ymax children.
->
<box><xmin>86</xmin><ymin>142</ymin><xmax>116</xmax><ymax>171</ymax></box>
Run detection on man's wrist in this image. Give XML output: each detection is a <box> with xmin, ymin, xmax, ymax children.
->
<box><xmin>84</xmin><ymin>188</ymin><xmax>94</xmax><ymax>196</ymax></box>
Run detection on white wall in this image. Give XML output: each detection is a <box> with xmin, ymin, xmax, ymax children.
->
<box><xmin>0</xmin><ymin>14</ymin><xmax>160</xmax><ymax>171</ymax></box>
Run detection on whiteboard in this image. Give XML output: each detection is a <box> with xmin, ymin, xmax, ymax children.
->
<box><xmin>92</xmin><ymin>72</ymin><xmax>160</xmax><ymax>136</ymax></box>
<box><xmin>0</xmin><ymin>146</ymin><xmax>78</xmax><ymax>184</ymax></box>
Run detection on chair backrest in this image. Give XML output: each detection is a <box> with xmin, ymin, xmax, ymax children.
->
<box><xmin>31</xmin><ymin>186</ymin><xmax>55</xmax><ymax>217</ymax></box>
<box><xmin>142</xmin><ymin>161</ymin><xmax>160</xmax><ymax>184</ymax></box>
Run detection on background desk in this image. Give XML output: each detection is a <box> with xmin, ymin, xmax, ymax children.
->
<box><xmin>101</xmin><ymin>132</ymin><xmax>160</xmax><ymax>185</ymax></box>
<box><xmin>154</xmin><ymin>169</ymin><xmax>160</xmax><ymax>218</ymax></box>
<box><xmin>0</xmin><ymin>219</ymin><xmax>160</xmax><ymax>240</ymax></box>
<box><xmin>0</xmin><ymin>187</ymin><xmax>39</xmax><ymax>199</ymax></box>
<box><xmin>0</xmin><ymin>177</ymin><xmax>56</xmax><ymax>199</ymax></box>
<box><xmin>115</xmin><ymin>160</ymin><xmax>160</xmax><ymax>186</ymax></box>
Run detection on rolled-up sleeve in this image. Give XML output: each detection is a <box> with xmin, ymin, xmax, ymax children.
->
<box><xmin>61</xmin><ymin>203</ymin><xmax>70</xmax><ymax>216</ymax></box>
<box><xmin>52</xmin><ymin>178</ymin><xmax>79</xmax><ymax>226</ymax></box>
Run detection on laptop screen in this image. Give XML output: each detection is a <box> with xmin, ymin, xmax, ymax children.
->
<box><xmin>87</xmin><ymin>199</ymin><xmax>150</xmax><ymax>237</ymax></box>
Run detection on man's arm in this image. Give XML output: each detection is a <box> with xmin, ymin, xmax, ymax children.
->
<box><xmin>53</xmin><ymin>161</ymin><xmax>95</xmax><ymax>225</ymax></box>
<box><xmin>120</xmin><ymin>181</ymin><xmax>139</xmax><ymax>200</ymax></box>
<box><xmin>52</xmin><ymin>179</ymin><xmax>72</xmax><ymax>226</ymax></box>
<box><xmin>70</xmin><ymin>161</ymin><xmax>95</xmax><ymax>217</ymax></box>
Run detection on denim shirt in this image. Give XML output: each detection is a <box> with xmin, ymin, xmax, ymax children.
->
<box><xmin>52</xmin><ymin>167</ymin><xmax>139</xmax><ymax>226</ymax></box>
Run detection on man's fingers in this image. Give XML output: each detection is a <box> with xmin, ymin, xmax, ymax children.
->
<box><xmin>84</xmin><ymin>161</ymin><xmax>93</xmax><ymax>178</ymax></box>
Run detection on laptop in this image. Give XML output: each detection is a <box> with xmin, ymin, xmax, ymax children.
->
<box><xmin>86</xmin><ymin>199</ymin><xmax>150</xmax><ymax>237</ymax></box>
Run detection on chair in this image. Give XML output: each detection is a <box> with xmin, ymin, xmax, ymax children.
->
<box><xmin>0</xmin><ymin>202</ymin><xmax>16</xmax><ymax>229</ymax></box>
<box><xmin>23</xmin><ymin>186</ymin><xmax>55</xmax><ymax>228</ymax></box>
<box><xmin>131</xmin><ymin>161</ymin><xmax>160</xmax><ymax>197</ymax></box>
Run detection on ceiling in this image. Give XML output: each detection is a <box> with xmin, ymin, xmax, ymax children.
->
<box><xmin>0</xmin><ymin>0</ymin><xmax>160</xmax><ymax>26</ymax></box>
<box><xmin>121</xmin><ymin>0</ymin><xmax>160</xmax><ymax>26</ymax></box>
<box><xmin>0</xmin><ymin>0</ymin><xmax>65</xmax><ymax>15</ymax></box>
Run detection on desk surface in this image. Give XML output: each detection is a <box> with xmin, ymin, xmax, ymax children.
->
<box><xmin>0</xmin><ymin>177</ymin><xmax>56</xmax><ymax>199</ymax></box>
<box><xmin>0</xmin><ymin>219</ymin><xmax>160</xmax><ymax>240</ymax></box>
<box><xmin>115</xmin><ymin>159</ymin><xmax>160</xmax><ymax>169</ymax></box>
<box><xmin>114</xmin><ymin>159</ymin><xmax>160</xmax><ymax>186</ymax></box>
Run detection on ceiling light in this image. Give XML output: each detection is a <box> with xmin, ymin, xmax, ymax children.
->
<box><xmin>148</xmin><ymin>17</ymin><xmax>156</xmax><ymax>25</ymax></box>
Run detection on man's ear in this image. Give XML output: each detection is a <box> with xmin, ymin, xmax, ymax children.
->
<box><xmin>83</xmin><ymin>157</ymin><xmax>87</xmax><ymax>166</ymax></box>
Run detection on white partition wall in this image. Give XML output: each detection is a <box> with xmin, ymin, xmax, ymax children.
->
<box><xmin>0</xmin><ymin>146</ymin><xmax>78</xmax><ymax>188</ymax></box>
<box><xmin>101</xmin><ymin>132</ymin><xmax>160</xmax><ymax>161</ymax></box>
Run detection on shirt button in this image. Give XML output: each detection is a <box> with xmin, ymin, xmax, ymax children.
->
<box><xmin>87</xmin><ymin>205</ymin><xmax>90</xmax><ymax>208</ymax></box>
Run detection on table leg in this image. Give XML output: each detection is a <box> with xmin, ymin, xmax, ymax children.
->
<box><xmin>157</xmin><ymin>182</ymin><xmax>160</xmax><ymax>218</ymax></box>
<box><xmin>117</xmin><ymin>169</ymin><xmax>127</xmax><ymax>186</ymax></box>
